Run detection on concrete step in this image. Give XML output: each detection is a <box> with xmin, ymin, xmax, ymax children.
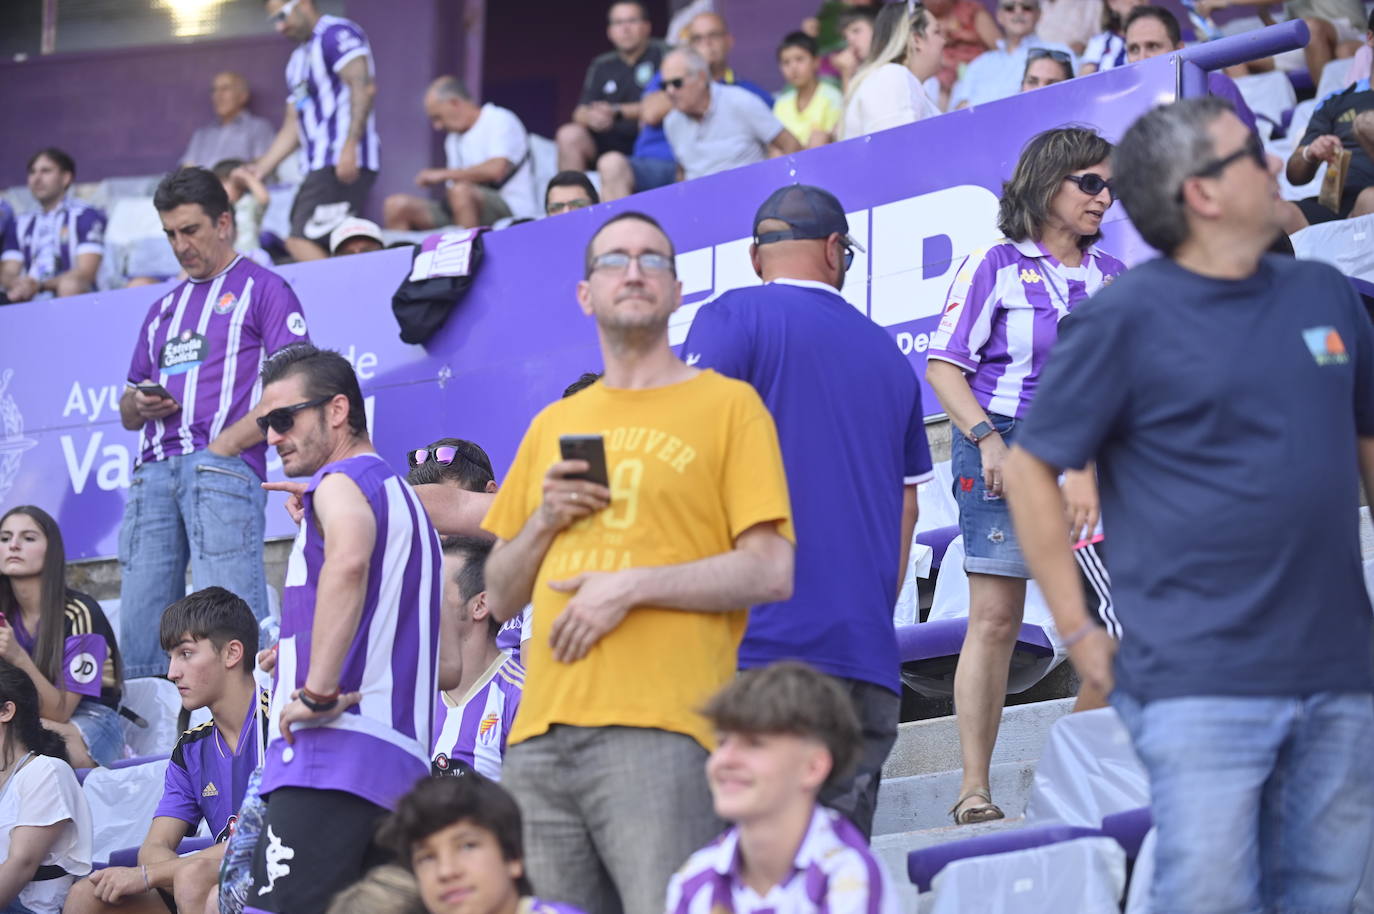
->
<box><xmin>882</xmin><ymin>697</ymin><xmax>1073</xmax><ymax>780</ymax></box>
<box><xmin>875</xmin><ymin>759</ymin><xmax>1037</xmax><ymax>836</ymax></box>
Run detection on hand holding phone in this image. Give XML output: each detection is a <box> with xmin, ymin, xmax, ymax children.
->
<box><xmin>559</xmin><ymin>435</ymin><xmax>610</xmax><ymax>487</ymax></box>
<box><xmin>136</xmin><ymin>381</ymin><xmax>174</xmax><ymax>401</ymax></box>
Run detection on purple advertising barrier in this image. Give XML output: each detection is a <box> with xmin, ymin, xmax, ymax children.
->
<box><xmin>0</xmin><ymin>51</ymin><xmax>1228</xmax><ymax>559</ymax></box>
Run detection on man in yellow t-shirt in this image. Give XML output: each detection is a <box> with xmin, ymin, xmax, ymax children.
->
<box><xmin>483</xmin><ymin>211</ymin><xmax>795</xmax><ymax>914</ymax></box>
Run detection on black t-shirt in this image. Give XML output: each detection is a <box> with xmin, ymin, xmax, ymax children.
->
<box><xmin>577</xmin><ymin>40</ymin><xmax>667</xmax><ymax>154</ymax></box>
<box><xmin>1018</xmin><ymin>255</ymin><xmax>1374</xmax><ymax>701</ymax></box>
<box><xmin>1300</xmin><ymin>79</ymin><xmax>1374</xmax><ymax>191</ymax></box>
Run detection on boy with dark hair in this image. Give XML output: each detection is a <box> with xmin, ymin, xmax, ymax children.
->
<box><xmin>544</xmin><ymin>171</ymin><xmax>600</xmax><ymax>217</ymax></box>
<box><xmin>380</xmin><ymin>777</ymin><xmax>586</xmax><ymax>914</ymax></box>
<box><xmin>64</xmin><ymin>587</ymin><xmax>269</xmax><ymax>914</ymax></box>
<box><xmin>431</xmin><ymin>535</ymin><xmax>524</xmax><ymax>780</ymax></box>
<box><xmin>774</xmin><ymin>31</ymin><xmax>844</xmax><ymax>147</ymax></box>
<box><xmin>666</xmin><ymin>662</ymin><xmax>900</xmax><ymax>913</ymax></box>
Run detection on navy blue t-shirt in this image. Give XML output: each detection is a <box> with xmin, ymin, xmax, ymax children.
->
<box><xmin>684</xmin><ymin>279</ymin><xmax>933</xmax><ymax>692</ymax></box>
<box><xmin>1018</xmin><ymin>255</ymin><xmax>1374</xmax><ymax>700</ymax></box>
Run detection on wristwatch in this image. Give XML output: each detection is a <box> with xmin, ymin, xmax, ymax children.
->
<box><xmin>966</xmin><ymin>421</ymin><xmax>996</xmax><ymax>444</ymax></box>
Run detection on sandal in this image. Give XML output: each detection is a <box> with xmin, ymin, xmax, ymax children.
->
<box><xmin>949</xmin><ymin>789</ymin><xmax>1005</xmax><ymax>825</ymax></box>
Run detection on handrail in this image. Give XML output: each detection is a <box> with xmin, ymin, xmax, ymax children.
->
<box><xmin>1176</xmin><ymin>19</ymin><xmax>1310</xmax><ymax>71</ymax></box>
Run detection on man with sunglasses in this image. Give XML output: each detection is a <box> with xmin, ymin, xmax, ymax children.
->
<box><xmin>951</xmin><ymin>0</ymin><xmax>1075</xmax><ymax>108</ymax></box>
<box><xmin>482</xmin><ymin>211</ymin><xmax>795</xmax><ymax>914</ymax></box>
<box><xmin>116</xmin><ymin>166</ymin><xmax>308</xmax><ymax>681</ymax></box>
<box><xmin>244</xmin><ymin>344</ymin><xmax>441</xmax><ymax>914</ymax></box>
<box><xmin>681</xmin><ymin>185</ymin><xmax>931</xmax><ymax>839</ymax></box>
<box><xmin>1005</xmin><ymin>97</ymin><xmax>1374</xmax><ymax>912</ymax></box>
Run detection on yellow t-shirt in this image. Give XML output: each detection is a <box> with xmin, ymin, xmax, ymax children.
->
<box><xmin>773</xmin><ymin>83</ymin><xmax>844</xmax><ymax>145</ymax></box>
<box><xmin>483</xmin><ymin>370</ymin><xmax>794</xmax><ymax>751</ymax></box>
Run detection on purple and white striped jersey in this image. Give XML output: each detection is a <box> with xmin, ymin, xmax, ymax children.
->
<box><xmin>0</xmin><ymin>201</ymin><xmax>13</xmax><ymax>252</ymax></box>
<box><xmin>432</xmin><ymin>652</ymin><xmax>524</xmax><ymax>780</ymax></box>
<box><xmin>666</xmin><ymin>805</ymin><xmax>901</xmax><ymax>914</ymax></box>
<box><xmin>263</xmin><ymin>454</ymin><xmax>441</xmax><ymax>811</ymax></box>
<box><xmin>126</xmin><ymin>256</ymin><xmax>308</xmax><ymax>479</ymax></box>
<box><xmin>519</xmin><ymin>899</ymin><xmax>586</xmax><ymax>914</ymax></box>
<box><xmin>0</xmin><ymin>196</ymin><xmax>105</xmax><ymax>281</ymax></box>
<box><xmin>286</xmin><ymin>14</ymin><xmax>381</xmax><ymax>173</ymax></box>
<box><xmin>494</xmin><ymin>605</ymin><xmax>532</xmax><ymax>654</ymax></box>
<box><xmin>927</xmin><ymin>238</ymin><xmax>1125</xmax><ymax>418</ymax></box>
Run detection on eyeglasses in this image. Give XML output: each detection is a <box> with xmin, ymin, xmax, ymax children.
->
<box><xmin>662</xmin><ymin>77</ymin><xmax>688</xmax><ymax>90</ymax></box>
<box><xmin>1177</xmin><ymin>133</ymin><xmax>1268</xmax><ymax>200</ymax></box>
<box><xmin>1001</xmin><ymin>2</ymin><xmax>1039</xmax><ymax>10</ymax></box>
<box><xmin>589</xmin><ymin>251</ymin><xmax>676</xmax><ymax>275</ymax></box>
<box><xmin>256</xmin><ymin>395</ymin><xmax>331</xmax><ymax>436</ymax></box>
<box><xmin>688</xmin><ymin>30</ymin><xmax>727</xmax><ymax>43</ymax></box>
<box><xmin>1028</xmin><ymin>48</ymin><xmax>1071</xmax><ymax>64</ymax></box>
<box><xmin>755</xmin><ymin>230</ymin><xmax>859</xmax><ymax>269</ymax></box>
<box><xmin>407</xmin><ymin>444</ymin><xmax>487</xmax><ymax>471</ymax></box>
<box><xmin>268</xmin><ymin>0</ymin><xmax>301</xmax><ymax>26</ymax></box>
<box><xmin>547</xmin><ymin>198</ymin><xmax>593</xmax><ymax>215</ymax></box>
<box><xmin>1064</xmin><ymin>172</ymin><xmax>1114</xmax><ymax>201</ymax></box>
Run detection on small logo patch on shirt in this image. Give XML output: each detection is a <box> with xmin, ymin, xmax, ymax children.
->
<box><xmin>1019</xmin><ymin>269</ymin><xmax>1043</xmax><ymax>284</ymax></box>
<box><xmin>202</xmin><ymin>782</ymin><xmax>219</xmax><ymax>798</ymax></box>
<box><xmin>478</xmin><ymin>713</ymin><xmax>500</xmax><ymax>744</ymax></box>
<box><xmin>1302</xmin><ymin>326</ymin><xmax>1348</xmax><ymax>365</ymax></box>
<box><xmin>214</xmin><ymin>292</ymin><xmax>237</xmax><ymax>315</ymax></box>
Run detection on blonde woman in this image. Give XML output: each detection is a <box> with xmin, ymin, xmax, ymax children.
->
<box><xmin>841</xmin><ymin>2</ymin><xmax>946</xmax><ymax>138</ymax></box>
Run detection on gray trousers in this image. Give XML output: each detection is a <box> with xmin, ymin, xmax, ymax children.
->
<box><xmin>503</xmin><ymin>725</ymin><xmax>723</xmax><ymax>914</ymax></box>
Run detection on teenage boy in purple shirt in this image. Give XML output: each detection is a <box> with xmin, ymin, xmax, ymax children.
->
<box><xmin>64</xmin><ymin>587</ymin><xmax>268</xmax><ymax>914</ymax></box>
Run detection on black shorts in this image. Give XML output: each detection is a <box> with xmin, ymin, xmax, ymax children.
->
<box><xmin>1295</xmin><ymin>187</ymin><xmax>1364</xmax><ymax>225</ymax></box>
<box><xmin>1072</xmin><ymin>539</ymin><xmax>1121</xmax><ymax>640</ymax></box>
<box><xmin>243</xmin><ymin>787</ymin><xmax>390</xmax><ymax>914</ymax></box>
<box><xmin>288</xmin><ymin>167</ymin><xmax>377</xmax><ymax>245</ymax></box>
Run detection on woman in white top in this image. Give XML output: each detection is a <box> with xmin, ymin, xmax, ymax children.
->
<box><xmin>0</xmin><ymin>660</ymin><xmax>92</xmax><ymax>914</ymax></box>
<box><xmin>841</xmin><ymin>2</ymin><xmax>946</xmax><ymax>138</ymax></box>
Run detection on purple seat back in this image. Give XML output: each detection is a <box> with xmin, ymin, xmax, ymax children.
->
<box><xmin>907</xmin><ymin>824</ymin><xmax>1103</xmax><ymax>892</ymax></box>
<box><xmin>1101</xmin><ymin>806</ymin><xmax>1153</xmax><ymax>859</ymax></box>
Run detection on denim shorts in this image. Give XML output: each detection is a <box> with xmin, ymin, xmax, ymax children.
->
<box><xmin>630</xmin><ymin>156</ymin><xmax>677</xmax><ymax>192</ymax></box>
<box><xmin>951</xmin><ymin>412</ymin><xmax>1029</xmax><ymax>578</ymax></box>
<box><xmin>70</xmin><ymin>699</ymin><xmax>124</xmax><ymax>766</ymax></box>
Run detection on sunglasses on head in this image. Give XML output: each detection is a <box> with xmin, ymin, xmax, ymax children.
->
<box><xmin>407</xmin><ymin>444</ymin><xmax>486</xmax><ymax>470</ymax></box>
<box><xmin>255</xmin><ymin>395</ymin><xmax>331</xmax><ymax>436</ymax></box>
<box><xmin>1028</xmin><ymin>48</ymin><xmax>1071</xmax><ymax>64</ymax></box>
<box><xmin>1064</xmin><ymin>172</ymin><xmax>1114</xmax><ymax>200</ymax></box>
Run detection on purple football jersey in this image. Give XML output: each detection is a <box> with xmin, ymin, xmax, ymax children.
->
<box><xmin>262</xmin><ymin>454</ymin><xmax>442</xmax><ymax>810</ymax></box>
<box><xmin>286</xmin><ymin>15</ymin><xmax>380</xmax><ymax>173</ymax></box>
<box><xmin>432</xmin><ymin>653</ymin><xmax>524</xmax><ymax>780</ymax></box>
<box><xmin>0</xmin><ymin>196</ymin><xmax>104</xmax><ymax>282</ymax></box>
<box><xmin>126</xmin><ymin>256</ymin><xmax>308</xmax><ymax>479</ymax></box>
<box><xmin>154</xmin><ymin>688</ymin><xmax>270</xmax><ymax>841</ymax></box>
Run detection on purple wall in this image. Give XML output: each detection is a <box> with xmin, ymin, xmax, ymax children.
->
<box><xmin>0</xmin><ymin>34</ymin><xmax>291</xmax><ymax>187</ymax></box>
<box><xmin>720</xmin><ymin>0</ymin><xmax>815</xmax><ymax>92</ymax></box>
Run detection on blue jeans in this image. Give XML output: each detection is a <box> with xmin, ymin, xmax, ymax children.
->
<box><xmin>1113</xmin><ymin>691</ymin><xmax>1374</xmax><ymax>914</ymax></box>
<box><xmin>118</xmin><ymin>450</ymin><xmax>267</xmax><ymax>678</ymax></box>
<box><xmin>70</xmin><ymin>700</ymin><xmax>124</xmax><ymax>766</ymax></box>
<box><xmin>950</xmin><ymin>412</ymin><xmax>1027</xmax><ymax>577</ymax></box>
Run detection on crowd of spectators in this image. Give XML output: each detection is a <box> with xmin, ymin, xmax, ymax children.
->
<box><xmin>4</xmin><ymin>1</ymin><xmax>1374</xmax><ymax>913</ymax></box>
<box><xmin>3</xmin><ymin>0</ymin><xmax>1373</xmax><ymax>304</ymax></box>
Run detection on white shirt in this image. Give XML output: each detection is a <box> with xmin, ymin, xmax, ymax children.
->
<box><xmin>841</xmin><ymin>63</ymin><xmax>941</xmax><ymax>139</ymax></box>
<box><xmin>950</xmin><ymin>35</ymin><xmax>1078</xmax><ymax>108</ymax></box>
<box><xmin>0</xmin><ymin>755</ymin><xmax>93</xmax><ymax>914</ymax></box>
<box><xmin>443</xmin><ymin>103</ymin><xmax>538</xmax><ymax>220</ymax></box>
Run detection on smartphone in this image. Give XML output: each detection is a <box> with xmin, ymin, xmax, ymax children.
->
<box><xmin>136</xmin><ymin>381</ymin><xmax>174</xmax><ymax>400</ymax></box>
<box><xmin>559</xmin><ymin>435</ymin><xmax>610</xmax><ymax>487</ymax></box>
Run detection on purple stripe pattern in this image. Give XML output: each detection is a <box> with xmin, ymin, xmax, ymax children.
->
<box><xmin>432</xmin><ymin>654</ymin><xmax>525</xmax><ymax>780</ymax></box>
<box><xmin>0</xmin><ymin>196</ymin><xmax>105</xmax><ymax>281</ymax></box>
<box><xmin>927</xmin><ymin>238</ymin><xmax>1126</xmax><ymax>418</ymax></box>
<box><xmin>285</xmin><ymin>15</ymin><xmax>381</xmax><ymax>172</ymax></box>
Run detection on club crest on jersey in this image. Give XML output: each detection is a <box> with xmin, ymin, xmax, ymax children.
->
<box><xmin>1019</xmin><ymin>269</ymin><xmax>1043</xmax><ymax>284</ymax></box>
<box><xmin>161</xmin><ymin>329</ymin><xmax>209</xmax><ymax>375</ymax></box>
<box><xmin>478</xmin><ymin>713</ymin><xmax>500</xmax><ymax>744</ymax></box>
<box><xmin>214</xmin><ymin>292</ymin><xmax>237</xmax><ymax>315</ymax></box>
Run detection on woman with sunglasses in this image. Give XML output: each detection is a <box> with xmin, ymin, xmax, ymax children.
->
<box><xmin>0</xmin><ymin>507</ymin><xmax>123</xmax><ymax>769</ymax></box>
<box><xmin>926</xmin><ymin>126</ymin><xmax>1125</xmax><ymax>825</ymax></box>
<box><xmin>0</xmin><ymin>659</ymin><xmax>93</xmax><ymax>914</ymax></box>
<box><xmin>841</xmin><ymin>2</ymin><xmax>946</xmax><ymax>138</ymax></box>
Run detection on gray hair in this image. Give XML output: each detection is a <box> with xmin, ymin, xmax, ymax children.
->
<box><xmin>428</xmin><ymin>75</ymin><xmax>472</xmax><ymax>102</ymax></box>
<box><xmin>663</xmin><ymin>47</ymin><xmax>709</xmax><ymax>78</ymax></box>
<box><xmin>1112</xmin><ymin>96</ymin><xmax>1231</xmax><ymax>255</ymax></box>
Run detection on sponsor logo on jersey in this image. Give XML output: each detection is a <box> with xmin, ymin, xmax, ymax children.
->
<box><xmin>1303</xmin><ymin>326</ymin><xmax>1349</xmax><ymax>366</ymax></box>
<box><xmin>202</xmin><ymin>782</ymin><xmax>219</xmax><ymax>798</ymax></box>
<box><xmin>68</xmin><ymin>652</ymin><xmax>98</xmax><ymax>685</ymax></box>
<box><xmin>161</xmin><ymin>329</ymin><xmax>209</xmax><ymax>375</ymax></box>
<box><xmin>1019</xmin><ymin>269</ymin><xmax>1042</xmax><ymax>284</ymax></box>
<box><xmin>287</xmin><ymin>312</ymin><xmax>308</xmax><ymax>336</ymax></box>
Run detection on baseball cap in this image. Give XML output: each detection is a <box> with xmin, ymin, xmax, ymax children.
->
<box><xmin>329</xmin><ymin>217</ymin><xmax>384</xmax><ymax>254</ymax></box>
<box><xmin>752</xmin><ymin>184</ymin><xmax>865</xmax><ymax>252</ymax></box>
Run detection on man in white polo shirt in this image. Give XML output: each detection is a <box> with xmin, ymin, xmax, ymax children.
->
<box><xmin>662</xmin><ymin>48</ymin><xmax>800</xmax><ymax>182</ymax></box>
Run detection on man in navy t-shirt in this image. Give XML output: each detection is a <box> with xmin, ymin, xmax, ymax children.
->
<box><xmin>684</xmin><ymin>185</ymin><xmax>933</xmax><ymax>837</ymax></box>
<box><xmin>1005</xmin><ymin>98</ymin><xmax>1374</xmax><ymax>913</ymax></box>
<box><xmin>65</xmin><ymin>588</ymin><xmax>267</xmax><ymax>914</ymax></box>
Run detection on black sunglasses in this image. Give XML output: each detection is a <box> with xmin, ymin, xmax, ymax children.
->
<box><xmin>407</xmin><ymin>444</ymin><xmax>487</xmax><ymax>470</ymax></box>
<box><xmin>1176</xmin><ymin>133</ymin><xmax>1268</xmax><ymax>200</ymax></box>
<box><xmin>256</xmin><ymin>395</ymin><xmax>331</xmax><ymax>436</ymax></box>
<box><xmin>1064</xmin><ymin>172</ymin><xmax>1114</xmax><ymax>201</ymax></box>
<box><xmin>1028</xmin><ymin>48</ymin><xmax>1072</xmax><ymax>64</ymax></box>
<box><xmin>662</xmin><ymin>77</ymin><xmax>687</xmax><ymax>90</ymax></box>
